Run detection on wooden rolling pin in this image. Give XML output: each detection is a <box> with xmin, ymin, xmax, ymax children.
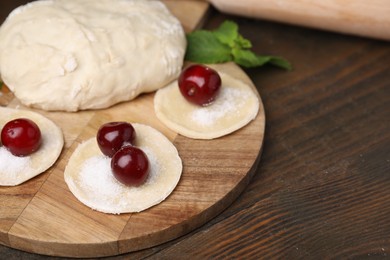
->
<box><xmin>208</xmin><ymin>0</ymin><xmax>390</xmax><ymax>41</ymax></box>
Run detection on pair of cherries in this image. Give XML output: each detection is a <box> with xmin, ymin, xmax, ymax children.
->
<box><xmin>1</xmin><ymin>118</ymin><xmax>41</xmax><ymax>157</ymax></box>
<box><xmin>97</xmin><ymin>122</ymin><xmax>149</xmax><ymax>187</ymax></box>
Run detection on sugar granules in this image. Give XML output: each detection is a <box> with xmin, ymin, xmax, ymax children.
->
<box><xmin>0</xmin><ymin>147</ymin><xmax>31</xmax><ymax>177</ymax></box>
<box><xmin>191</xmin><ymin>87</ymin><xmax>249</xmax><ymax>126</ymax></box>
<box><xmin>78</xmin><ymin>147</ymin><xmax>159</xmax><ymax>198</ymax></box>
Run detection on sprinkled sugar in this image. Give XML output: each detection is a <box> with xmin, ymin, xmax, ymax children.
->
<box><xmin>191</xmin><ymin>87</ymin><xmax>249</xmax><ymax>126</ymax></box>
<box><xmin>0</xmin><ymin>147</ymin><xmax>31</xmax><ymax>177</ymax></box>
<box><xmin>79</xmin><ymin>155</ymin><xmax>121</xmax><ymax>197</ymax></box>
<box><xmin>78</xmin><ymin>147</ymin><xmax>159</xmax><ymax>197</ymax></box>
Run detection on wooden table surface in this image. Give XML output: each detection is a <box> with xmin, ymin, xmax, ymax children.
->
<box><xmin>1</xmin><ymin>1</ymin><xmax>389</xmax><ymax>259</ymax></box>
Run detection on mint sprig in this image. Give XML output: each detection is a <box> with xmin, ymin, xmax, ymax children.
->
<box><xmin>185</xmin><ymin>30</ymin><xmax>231</xmax><ymax>64</ymax></box>
<box><xmin>185</xmin><ymin>20</ymin><xmax>292</xmax><ymax>70</ymax></box>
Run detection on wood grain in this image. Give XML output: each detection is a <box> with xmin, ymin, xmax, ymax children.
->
<box><xmin>163</xmin><ymin>0</ymin><xmax>210</xmax><ymax>32</ymax></box>
<box><xmin>0</xmin><ymin>1</ymin><xmax>265</xmax><ymax>257</ymax></box>
<box><xmin>209</xmin><ymin>0</ymin><xmax>390</xmax><ymax>41</ymax></box>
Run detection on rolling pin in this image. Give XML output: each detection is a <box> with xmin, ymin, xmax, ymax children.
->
<box><xmin>207</xmin><ymin>0</ymin><xmax>390</xmax><ymax>41</ymax></box>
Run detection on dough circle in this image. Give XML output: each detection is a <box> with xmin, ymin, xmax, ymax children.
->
<box><xmin>0</xmin><ymin>107</ymin><xmax>64</xmax><ymax>186</ymax></box>
<box><xmin>0</xmin><ymin>0</ymin><xmax>186</xmax><ymax>111</ymax></box>
<box><xmin>154</xmin><ymin>71</ymin><xmax>260</xmax><ymax>139</ymax></box>
<box><xmin>64</xmin><ymin>123</ymin><xmax>182</xmax><ymax>214</ymax></box>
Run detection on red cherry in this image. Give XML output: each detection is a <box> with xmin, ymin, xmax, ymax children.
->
<box><xmin>97</xmin><ymin>122</ymin><xmax>136</xmax><ymax>157</ymax></box>
<box><xmin>178</xmin><ymin>64</ymin><xmax>221</xmax><ymax>106</ymax></box>
<box><xmin>111</xmin><ymin>146</ymin><xmax>149</xmax><ymax>186</ymax></box>
<box><xmin>1</xmin><ymin>118</ymin><xmax>41</xmax><ymax>156</ymax></box>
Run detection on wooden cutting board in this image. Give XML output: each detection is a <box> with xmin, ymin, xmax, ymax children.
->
<box><xmin>0</xmin><ymin>1</ymin><xmax>265</xmax><ymax>257</ymax></box>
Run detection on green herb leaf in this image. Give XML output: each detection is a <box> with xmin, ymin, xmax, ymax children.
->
<box><xmin>185</xmin><ymin>20</ymin><xmax>292</xmax><ymax>70</ymax></box>
<box><xmin>235</xmin><ymin>34</ymin><xmax>252</xmax><ymax>49</ymax></box>
<box><xmin>232</xmin><ymin>49</ymin><xmax>271</xmax><ymax>68</ymax></box>
<box><xmin>185</xmin><ymin>30</ymin><xmax>232</xmax><ymax>64</ymax></box>
<box><xmin>268</xmin><ymin>56</ymin><xmax>293</xmax><ymax>70</ymax></box>
<box><xmin>232</xmin><ymin>49</ymin><xmax>292</xmax><ymax>70</ymax></box>
<box><xmin>213</xmin><ymin>20</ymin><xmax>238</xmax><ymax>47</ymax></box>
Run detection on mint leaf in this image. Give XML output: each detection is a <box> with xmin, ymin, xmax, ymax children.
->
<box><xmin>268</xmin><ymin>57</ymin><xmax>292</xmax><ymax>70</ymax></box>
<box><xmin>232</xmin><ymin>49</ymin><xmax>292</xmax><ymax>69</ymax></box>
<box><xmin>213</xmin><ymin>20</ymin><xmax>238</xmax><ymax>47</ymax></box>
<box><xmin>235</xmin><ymin>34</ymin><xmax>252</xmax><ymax>49</ymax></box>
<box><xmin>185</xmin><ymin>30</ymin><xmax>232</xmax><ymax>63</ymax></box>
<box><xmin>232</xmin><ymin>49</ymin><xmax>271</xmax><ymax>68</ymax></box>
<box><xmin>185</xmin><ymin>19</ymin><xmax>292</xmax><ymax>70</ymax></box>
<box><xmin>212</xmin><ymin>21</ymin><xmax>252</xmax><ymax>49</ymax></box>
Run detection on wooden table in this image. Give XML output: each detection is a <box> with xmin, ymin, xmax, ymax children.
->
<box><xmin>1</xmin><ymin>1</ymin><xmax>389</xmax><ymax>259</ymax></box>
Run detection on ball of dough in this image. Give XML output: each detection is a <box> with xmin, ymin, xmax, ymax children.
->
<box><xmin>0</xmin><ymin>0</ymin><xmax>186</xmax><ymax>111</ymax></box>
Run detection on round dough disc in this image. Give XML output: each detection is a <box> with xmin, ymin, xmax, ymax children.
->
<box><xmin>0</xmin><ymin>0</ymin><xmax>186</xmax><ymax>111</ymax></box>
<box><xmin>0</xmin><ymin>107</ymin><xmax>64</xmax><ymax>186</ymax></box>
<box><xmin>154</xmin><ymin>71</ymin><xmax>260</xmax><ymax>139</ymax></box>
<box><xmin>64</xmin><ymin>123</ymin><xmax>182</xmax><ymax>214</ymax></box>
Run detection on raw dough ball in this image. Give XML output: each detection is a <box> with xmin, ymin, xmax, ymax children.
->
<box><xmin>0</xmin><ymin>107</ymin><xmax>64</xmax><ymax>186</ymax></box>
<box><xmin>64</xmin><ymin>123</ymin><xmax>182</xmax><ymax>214</ymax></box>
<box><xmin>154</xmin><ymin>71</ymin><xmax>260</xmax><ymax>139</ymax></box>
<box><xmin>0</xmin><ymin>0</ymin><xmax>186</xmax><ymax>111</ymax></box>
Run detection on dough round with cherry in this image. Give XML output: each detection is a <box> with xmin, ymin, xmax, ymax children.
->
<box><xmin>154</xmin><ymin>66</ymin><xmax>260</xmax><ymax>139</ymax></box>
<box><xmin>0</xmin><ymin>107</ymin><xmax>64</xmax><ymax>186</ymax></box>
<box><xmin>64</xmin><ymin>123</ymin><xmax>182</xmax><ymax>214</ymax></box>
